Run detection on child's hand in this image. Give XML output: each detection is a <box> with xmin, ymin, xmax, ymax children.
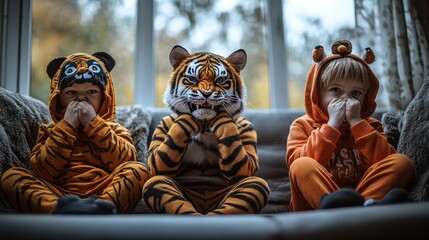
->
<box><xmin>345</xmin><ymin>98</ymin><xmax>362</xmax><ymax>126</ymax></box>
<box><xmin>327</xmin><ymin>98</ymin><xmax>346</xmax><ymax>129</ymax></box>
<box><xmin>77</xmin><ymin>101</ymin><xmax>96</xmax><ymax>127</ymax></box>
<box><xmin>208</xmin><ymin>111</ymin><xmax>233</xmax><ymax>133</ymax></box>
<box><xmin>63</xmin><ymin>101</ymin><xmax>80</xmax><ymax>128</ymax></box>
<box><xmin>175</xmin><ymin>113</ymin><xmax>203</xmax><ymax>135</ymax></box>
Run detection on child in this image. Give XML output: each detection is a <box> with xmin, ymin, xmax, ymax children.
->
<box><xmin>142</xmin><ymin>45</ymin><xmax>269</xmax><ymax>215</ymax></box>
<box><xmin>286</xmin><ymin>40</ymin><xmax>413</xmax><ymax>211</ymax></box>
<box><xmin>1</xmin><ymin>52</ymin><xmax>150</xmax><ymax>214</ymax></box>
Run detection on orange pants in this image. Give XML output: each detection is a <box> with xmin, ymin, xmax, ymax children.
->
<box><xmin>288</xmin><ymin>153</ymin><xmax>413</xmax><ymax>211</ymax></box>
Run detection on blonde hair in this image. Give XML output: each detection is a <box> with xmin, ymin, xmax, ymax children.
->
<box><xmin>319</xmin><ymin>58</ymin><xmax>370</xmax><ymax>91</ymax></box>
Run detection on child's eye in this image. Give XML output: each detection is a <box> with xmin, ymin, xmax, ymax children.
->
<box><xmin>330</xmin><ymin>87</ymin><xmax>342</xmax><ymax>93</ymax></box>
<box><xmin>352</xmin><ymin>90</ymin><xmax>363</xmax><ymax>96</ymax></box>
<box><xmin>88</xmin><ymin>90</ymin><xmax>98</xmax><ymax>94</ymax></box>
<box><xmin>66</xmin><ymin>91</ymin><xmax>76</xmax><ymax>95</ymax></box>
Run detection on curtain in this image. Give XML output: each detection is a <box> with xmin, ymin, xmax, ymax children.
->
<box><xmin>355</xmin><ymin>0</ymin><xmax>429</xmax><ymax>111</ymax></box>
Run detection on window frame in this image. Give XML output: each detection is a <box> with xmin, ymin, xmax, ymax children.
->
<box><xmin>1</xmin><ymin>0</ymin><xmax>289</xmax><ymax>109</ymax></box>
<box><xmin>1</xmin><ymin>0</ymin><xmax>32</xmax><ymax>95</ymax></box>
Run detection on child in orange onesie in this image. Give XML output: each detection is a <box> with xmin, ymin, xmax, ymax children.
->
<box><xmin>1</xmin><ymin>52</ymin><xmax>150</xmax><ymax>214</ymax></box>
<box><xmin>286</xmin><ymin>40</ymin><xmax>414</xmax><ymax>211</ymax></box>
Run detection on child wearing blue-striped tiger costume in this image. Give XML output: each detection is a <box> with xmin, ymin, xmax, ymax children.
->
<box><xmin>142</xmin><ymin>46</ymin><xmax>270</xmax><ymax>215</ymax></box>
<box><xmin>1</xmin><ymin>52</ymin><xmax>150</xmax><ymax>214</ymax></box>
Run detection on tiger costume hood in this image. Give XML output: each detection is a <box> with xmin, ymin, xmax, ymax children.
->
<box><xmin>46</xmin><ymin>52</ymin><xmax>116</xmax><ymax>123</ymax></box>
<box><xmin>144</xmin><ymin>46</ymin><xmax>269</xmax><ymax>215</ymax></box>
<box><xmin>305</xmin><ymin>40</ymin><xmax>379</xmax><ymax>124</ymax></box>
<box><xmin>164</xmin><ymin>45</ymin><xmax>247</xmax><ymax>120</ymax></box>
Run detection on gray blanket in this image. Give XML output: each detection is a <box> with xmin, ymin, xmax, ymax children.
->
<box><xmin>382</xmin><ymin>76</ymin><xmax>429</xmax><ymax>201</ymax></box>
<box><xmin>116</xmin><ymin>105</ymin><xmax>151</xmax><ymax>164</ymax></box>
<box><xmin>0</xmin><ymin>87</ymin><xmax>51</xmax><ymax>175</ymax></box>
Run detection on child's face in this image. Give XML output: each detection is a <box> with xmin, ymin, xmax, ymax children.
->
<box><xmin>319</xmin><ymin>78</ymin><xmax>366</xmax><ymax>114</ymax></box>
<box><xmin>59</xmin><ymin>82</ymin><xmax>103</xmax><ymax>113</ymax></box>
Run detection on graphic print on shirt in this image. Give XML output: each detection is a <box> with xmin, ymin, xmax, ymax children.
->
<box><xmin>328</xmin><ymin>147</ymin><xmax>365</xmax><ymax>184</ymax></box>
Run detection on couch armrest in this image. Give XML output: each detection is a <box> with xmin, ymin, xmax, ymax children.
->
<box><xmin>1</xmin><ymin>202</ymin><xmax>428</xmax><ymax>240</ymax></box>
<box><xmin>0</xmin><ymin>214</ymin><xmax>278</xmax><ymax>240</ymax></box>
<box><xmin>272</xmin><ymin>202</ymin><xmax>429</xmax><ymax>239</ymax></box>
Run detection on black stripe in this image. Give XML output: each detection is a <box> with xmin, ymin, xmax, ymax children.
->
<box><xmin>165</xmin><ymin>135</ymin><xmax>185</xmax><ymax>152</ymax></box>
<box><xmin>157</xmin><ymin>150</ymin><xmax>179</xmax><ymax>168</ymax></box>
<box><xmin>223</xmin><ymin>156</ymin><xmax>248</xmax><ymax>178</ymax></box>
<box><xmin>176</xmin><ymin>121</ymin><xmax>192</xmax><ymax>138</ymax></box>
<box><xmin>212</xmin><ymin>119</ymin><xmax>234</xmax><ymax>133</ymax></box>
<box><xmin>151</xmin><ymin>136</ymin><xmax>165</xmax><ymax>142</ymax></box>
<box><xmin>221</xmin><ymin>145</ymin><xmax>242</xmax><ymax>165</ymax></box>
<box><xmin>177</xmin><ymin>117</ymin><xmax>198</xmax><ymax>132</ymax></box>
<box><xmin>219</xmin><ymin>134</ymin><xmax>240</xmax><ymax>147</ymax></box>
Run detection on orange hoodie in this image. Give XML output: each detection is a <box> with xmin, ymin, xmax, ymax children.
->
<box><xmin>30</xmin><ymin>52</ymin><xmax>137</xmax><ymax>195</ymax></box>
<box><xmin>286</xmin><ymin>40</ymin><xmax>396</xmax><ymax>186</ymax></box>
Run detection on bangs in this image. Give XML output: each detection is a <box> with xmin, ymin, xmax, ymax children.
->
<box><xmin>320</xmin><ymin>58</ymin><xmax>369</xmax><ymax>90</ymax></box>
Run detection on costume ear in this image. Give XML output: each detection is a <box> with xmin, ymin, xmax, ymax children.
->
<box><xmin>226</xmin><ymin>49</ymin><xmax>247</xmax><ymax>72</ymax></box>
<box><xmin>361</xmin><ymin>47</ymin><xmax>376</xmax><ymax>64</ymax></box>
<box><xmin>331</xmin><ymin>40</ymin><xmax>352</xmax><ymax>56</ymax></box>
<box><xmin>93</xmin><ymin>52</ymin><xmax>115</xmax><ymax>72</ymax></box>
<box><xmin>169</xmin><ymin>45</ymin><xmax>191</xmax><ymax>69</ymax></box>
<box><xmin>312</xmin><ymin>45</ymin><xmax>326</xmax><ymax>63</ymax></box>
<box><xmin>46</xmin><ymin>57</ymin><xmax>67</xmax><ymax>79</ymax></box>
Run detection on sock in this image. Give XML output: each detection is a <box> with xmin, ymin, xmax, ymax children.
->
<box><xmin>363</xmin><ymin>199</ymin><xmax>377</xmax><ymax>206</ymax></box>
<box><xmin>319</xmin><ymin>188</ymin><xmax>364</xmax><ymax>209</ymax></box>
<box><xmin>377</xmin><ymin>188</ymin><xmax>414</xmax><ymax>205</ymax></box>
<box><xmin>52</xmin><ymin>194</ymin><xmax>117</xmax><ymax>214</ymax></box>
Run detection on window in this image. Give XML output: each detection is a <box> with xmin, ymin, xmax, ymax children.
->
<box><xmin>283</xmin><ymin>0</ymin><xmax>355</xmax><ymax>109</ymax></box>
<box><xmin>154</xmin><ymin>0</ymin><xmax>270</xmax><ymax>108</ymax></box>
<box><xmin>31</xmin><ymin>0</ymin><xmax>137</xmax><ymax>105</ymax></box>
<box><xmin>5</xmin><ymin>0</ymin><xmax>356</xmax><ymax>109</ymax></box>
<box><xmin>30</xmin><ymin>0</ymin><xmax>271</xmax><ymax>108</ymax></box>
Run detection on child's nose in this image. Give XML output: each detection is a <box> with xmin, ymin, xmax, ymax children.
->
<box><xmin>75</xmin><ymin>95</ymin><xmax>89</xmax><ymax>101</ymax></box>
<box><xmin>341</xmin><ymin>93</ymin><xmax>352</xmax><ymax>99</ymax></box>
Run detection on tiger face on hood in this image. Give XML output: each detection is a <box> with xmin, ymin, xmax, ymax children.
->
<box><xmin>46</xmin><ymin>52</ymin><xmax>116</xmax><ymax>123</ymax></box>
<box><xmin>164</xmin><ymin>45</ymin><xmax>247</xmax><ymax>121</ymax></box>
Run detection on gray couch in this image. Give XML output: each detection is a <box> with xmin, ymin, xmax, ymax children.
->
<box><xmin>1</xmin><ymin>88</ymin><xmax>428</xmax><ymax>240</ymax></box>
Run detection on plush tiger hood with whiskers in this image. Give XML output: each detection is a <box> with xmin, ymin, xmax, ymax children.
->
<box><xmin>46</xmin><ymin>52</ymin><xmax>116</xmax><ymax>123</ymax></box>
<box><xmin>164</xmin><ymin>45</ymin><xmax>247</xmax><ymax>120</ymax></box>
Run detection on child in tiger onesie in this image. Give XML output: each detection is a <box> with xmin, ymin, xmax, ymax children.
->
<box><xmin>142</xmin><ymin>46</ymin><xmax>270</xmax><ymax>215</ymax></box>
<box><xmin>286</xmin><ymin>40</ymin><xmax>413</xmax><ymax>211</ymax></box>
<box><xmin>1</xmin><ymin>52</ymin><xmax>150</xmax><ymax>214</ymax></box>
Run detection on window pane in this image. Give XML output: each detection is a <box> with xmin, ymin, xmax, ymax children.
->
<box><xmin>31</xmin><ymin>0</ymin><xmax>137</xmax><ymax>106</ymax></box>
<box><xmin>154</xmin><ymin>0</ymin><xmax>270</xmax><ymax>109</ymax></box>
<box><xmin>284</xmin><ymin>0</ymin><xmax>355</xmax><ymax>109</ymax></box>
